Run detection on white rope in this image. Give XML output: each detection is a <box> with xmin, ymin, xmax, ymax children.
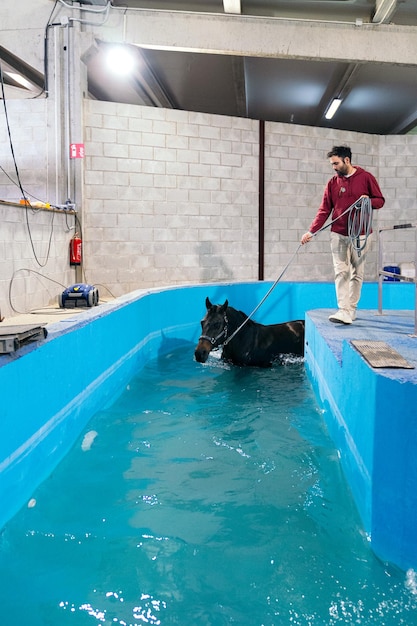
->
<box><xmin>223</xmin><ymin>196</ymin><xmax>373</xmax><ymax>345</ymax></box>
<box><xmin>347</xmin><ymin>196</ymin><xmax>373</xmax><ymax>256</ymax></box>
<box><xmin>224</xmin><ymin>244</ymin><xmax>302</xmax><ymax>345</ymax></box>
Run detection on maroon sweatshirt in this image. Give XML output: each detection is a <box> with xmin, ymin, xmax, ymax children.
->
<box><xmin>309</xmin><ymin>166</ymin><xmax>385</xmax><ymax>236</ymax></box>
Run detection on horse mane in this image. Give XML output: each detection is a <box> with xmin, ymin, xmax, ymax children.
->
<box><xmin>226</xmin><ymin>305</ymin><xmax>257</xmax><ymax>328</ymax></box>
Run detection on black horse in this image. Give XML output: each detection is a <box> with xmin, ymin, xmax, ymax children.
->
<box><xmin>194</xmin><ymin>297</ymin><xmax>305</xmax><ymax>367</ymax></box>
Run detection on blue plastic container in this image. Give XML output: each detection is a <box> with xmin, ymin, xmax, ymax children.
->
<box><xmin>383</xmin><ymin>265</ymin><xmax>400</xmax><ymax>281</ymax></box>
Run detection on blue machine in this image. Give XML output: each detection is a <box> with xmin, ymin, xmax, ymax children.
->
<box><xmin>58</xmin><ymin>283</ymin><xmax>99</xmax><ymax>308</ymax></box>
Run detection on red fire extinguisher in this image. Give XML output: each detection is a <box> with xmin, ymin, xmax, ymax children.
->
<box><xmin>70</xmin><ymin>233</ymin><xmax>82</xmax><ymax>266</ymax></box>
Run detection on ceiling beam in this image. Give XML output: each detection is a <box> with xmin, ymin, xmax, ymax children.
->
<box><xmin>372</xmin><ymin>0</ymin><xmax>398</xmax><ymax>24</ymax></box>
<box><xmin>389</xmin><ymin>108</ymin><xmax>417</xmax><ymax>134</ymax></box>
<box><xmin>0</xmin><ymin>45</ymin><xmax>44</xmax><ymax>90</ymax></box>
<box><xmin>115</xmin><ymin>9</ymin><xmax>417</xmax><ymax>68</ymax></box>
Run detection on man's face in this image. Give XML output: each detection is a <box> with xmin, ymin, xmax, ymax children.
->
<box><xmin>329</xmin><ymin>156</ymin><xmax>349</xmax><ymax>176</ymax></box>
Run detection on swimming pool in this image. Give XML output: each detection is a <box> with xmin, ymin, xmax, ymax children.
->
<box><xmin>1</xmin><ymin>347</ymin><xmax>417</xmax><ymax>624</ymax></box>
<box><xmin>0</xmin><ymin>280</ymin><xmax>415</xmax><ymax>572</ymax></box>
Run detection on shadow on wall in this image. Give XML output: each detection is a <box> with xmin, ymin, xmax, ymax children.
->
<box><xmin>196</xmin><ymin>241</ymin><xmax>234</xmax><ymax>283</ymax></box>
<box><xmin>157</xmin><ymin>332</ymin><xmax>195</xmax><ymax>359</ymax></box>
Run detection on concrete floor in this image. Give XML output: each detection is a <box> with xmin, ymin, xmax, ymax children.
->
<box><xmin>0</xmin><ymin>298</ymin><xmax>115</xmax><ymax>355</ymax></box>
<box><xmin>0</xmin><ymin>298</ymin><xmax>115</xmax><ymax>327</ymax></box>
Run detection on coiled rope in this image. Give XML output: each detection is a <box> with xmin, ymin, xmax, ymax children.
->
<box><xmin>347</xmin><ymin>196</ymin><xmax>373</xmax><ymax>256</ymax></box>
<box><xmin>224</xmin><ymin>196</ymin><xmax>373</xmax><ymax>345</ymax></box>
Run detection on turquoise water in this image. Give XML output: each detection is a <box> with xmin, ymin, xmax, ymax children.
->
<box><xmin>1</xmin><ymin>344</ymin><xmax>417</xmax><ymax>625</ymax></box>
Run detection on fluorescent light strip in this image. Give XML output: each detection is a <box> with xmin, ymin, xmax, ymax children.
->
<box><xmin>223</xmin><ymin>0</ymin><xmax>241</xmax><ymax>14</ymax></box>
<box><xmin>325</xmin><ymin>98</ymin><xmax>342</xmax><ymax>120</ymax></box>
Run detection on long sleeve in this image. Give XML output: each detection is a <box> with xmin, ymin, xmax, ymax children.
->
<box><xmin>308</xmin><ymin>167</ymin><xmax>384</xmax><ymax>236</ymax></box>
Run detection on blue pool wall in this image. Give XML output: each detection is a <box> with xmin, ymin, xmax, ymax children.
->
<box><xmin>0</xmin><ymin>280</ymin><xmax>415</xmax><ymax>570</ymax></box>
<box><xmin>304</xmin><ymin>309</ymin><xmax>417</xmax><ymax>571</ymax></box>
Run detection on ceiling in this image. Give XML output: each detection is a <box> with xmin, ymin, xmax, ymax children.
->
<box><xmin>84</xmin><ymin>0</ymin><xmax>417</xmax><ymax>135</ymax></box>
<box><xmin>3</xmin><ymin>1</ymin><xmax>417</xmax><ymax>135</ymax></box>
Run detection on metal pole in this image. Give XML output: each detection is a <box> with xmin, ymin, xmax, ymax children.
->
<box><xmin>258</xmin><ymin>120</ymin><xmax>265</xmax><ymax>281</ymax></box>
<box><xmin>414</xmin><ymin>226</ymin><xmax>417</xmax><ymax>335</ymax></box>
<box><xmin>64</xmin><ymin>22</ymin><xmax>72</xmax><ymax>204</ymax></box>
<box><xmin>377</xmin><ymin>228</ymin><xmax>383</xmax><ymax>314</ymax></box>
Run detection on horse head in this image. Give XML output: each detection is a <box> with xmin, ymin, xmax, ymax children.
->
<box><xmin>194</xmin><ymin>297</ymin><xmax>229</xmax><ymax>363</ymax></box>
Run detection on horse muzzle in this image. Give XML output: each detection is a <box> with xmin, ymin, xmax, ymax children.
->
<box><xmin>194</xmin><ymin>338</ymin><xmax>212</xmax><ymax>363</ymax></box>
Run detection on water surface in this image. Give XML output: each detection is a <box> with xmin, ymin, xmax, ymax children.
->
<box><xmin>1</xmin><ymin>345</ymin><xmax>416</xmax><ymax>625</ymax></box>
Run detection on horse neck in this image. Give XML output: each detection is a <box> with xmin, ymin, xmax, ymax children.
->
<box><xmin>226</xmin><ymin>307</ymin><xmax>251</xmax><ymax>334</ymax></box>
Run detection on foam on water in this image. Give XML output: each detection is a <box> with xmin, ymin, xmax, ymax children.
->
<box><xmin>0</xmin><ymin>344</ymin><xmax>416</xmax><ymax>625</ymax></box>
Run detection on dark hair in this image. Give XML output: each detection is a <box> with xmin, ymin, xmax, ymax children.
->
<box><xmin>327</xmin><ymin>145</ymin><xmax>352</xmax><ymax>161</ymax></box>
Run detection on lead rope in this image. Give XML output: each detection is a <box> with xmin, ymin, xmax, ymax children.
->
<box><xmin>224</xmin><ymin>196</ymin><xmax>372</xmax><ymax>346</ymax></box>
<box><xmin>224</xmin><ymin>244</ymin><xmax>301</xmax><ymax>346</ymax></box>
<box><xmin>348</xmin><ymin>196</ymin><xmax>372</xmax><ymax>257</ymax></box>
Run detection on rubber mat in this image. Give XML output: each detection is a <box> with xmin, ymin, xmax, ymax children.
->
<box><xmin>351</xmin><ymin>340</ymin><xmax>414</xmax><ymax>369</ymax></box>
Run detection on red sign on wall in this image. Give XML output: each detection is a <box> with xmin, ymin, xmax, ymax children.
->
<box><xmin>70</xmin><ymin>143</ymin><xmax>85</xmax><ymax>159</ymax></box>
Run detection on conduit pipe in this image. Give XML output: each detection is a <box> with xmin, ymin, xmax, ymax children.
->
<box><xmin>258</xmin><ymin>120</ymin><xmax>265</xmax><ymax>281</ymax></box>
<box><xmin>110</xmin><ymin>4</ymin><xmax>394</xmax><ymax>28</ymax></box>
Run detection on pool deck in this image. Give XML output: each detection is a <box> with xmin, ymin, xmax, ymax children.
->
<box><xmin>307</xmin><ymin>308</ymin><xmax>417</xmax><ymax>384</ymax></box>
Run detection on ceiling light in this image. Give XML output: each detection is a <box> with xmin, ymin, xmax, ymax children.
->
<box><xmin>105</xmin><ymin>46</ymin><xmax>136</xmax><ymax>76</ymax></box>
<box><xmin>223</xmin><ymin>0</ymin><xmax>241</xmax><ymax>14</ymax></box>
<box><xmin>3</xmin><ymin>71</ymin><xmax>34</xmax><ymax>90</ymax></box>
<box><xmin>325</xmin><ymin>98</ymin><xmax>342</xmax><ymax>120</ymax></box>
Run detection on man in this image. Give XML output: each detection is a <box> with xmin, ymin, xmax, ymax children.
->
<box><xmin>301</xmin><ymin>145</ymin><xmax>385</xmax><ymax>324</ymax></box>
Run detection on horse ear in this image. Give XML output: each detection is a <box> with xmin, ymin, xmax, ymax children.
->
<box><xmin>220</xmin><ymin>299</ymin><xmax>228</xmax><ymax>313</ymax></box>
<box><xmin>205</xmin><ymin>297</ymin><xmax>212</xmax><ymax>310</ymax></box>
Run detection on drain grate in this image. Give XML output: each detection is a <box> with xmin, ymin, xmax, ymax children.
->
<box><xmin>0</xmin><ymin>324</ymin><xmax>47</xmax><ymax>354</ymax></box>
<box><xmin>351</xmin><ymin>340</ymin><xmax>414</xmax><ymax>369</ymax></box>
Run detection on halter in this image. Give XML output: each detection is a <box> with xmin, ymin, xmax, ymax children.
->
<box><xmin>199</xmin><ymin>314</ymin><xmax>228</xmax><ymax>346</ymax></box>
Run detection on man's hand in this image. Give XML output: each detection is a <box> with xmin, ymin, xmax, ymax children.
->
<box><xmin>301</xmin><ymin>231</ymin><xmax>313</xmax><ymax>245</ymax></box>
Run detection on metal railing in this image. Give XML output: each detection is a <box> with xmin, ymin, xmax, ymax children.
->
<box><xmin>377</xmin><ymin>223</ymin><xmax>417</xmax><ymax>336</ymax></box>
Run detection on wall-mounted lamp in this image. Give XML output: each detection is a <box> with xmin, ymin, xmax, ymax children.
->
<box><xmin>325</xmin><ymin>98</ymin><xmax>342</xmax><ymax>120</ymax></box>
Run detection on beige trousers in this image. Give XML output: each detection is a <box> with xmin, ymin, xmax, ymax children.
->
<box><xmin>330</xmin><ymin>231</ymin><xmax>371</xmax><ymax>313</ymax></box>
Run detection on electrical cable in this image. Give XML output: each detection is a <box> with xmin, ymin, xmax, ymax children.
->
<box><xmin>0</xmin><ymin>164</ymin><xmax>65</xmax><ymax>213</ymax></box>
<box><xmin>8</xmin><ymin>268</ymin><xmax>69</xmax><ymax>314</ymax></box>
<box><xmin>0</xmin><ymin>62</ymin><xmax>30</xmax><ymax>205</ymax></box>
<box><xmin>8</xmin><ymin>263</ymin><xmax>116</xmax><ymax>315</ymax></box>
<box><xmin>0</xmin><ymin>62</ymin><xmax>54</xmax><ymax>266</ymax></box>
<box><xmin>1</xmin><ymin>2</ymin><xmax>115</xmax><ymax>315</ymax></box>
<box><xmin>57</xmin><ymin>0</ymin><xmax>111</xmax><ymax>26</ymax></box>
<box><xmin>40</xmin><ymin>0</ymin><xmax>61</xmax><ymax>99</ymax></box>
<box><xmin>224</xmin><ymin>244</ymin><xmax>302</xmax><ymax>345</ymax></box>
<box><xmin>58</xmin><ymin>0</ymin><xmax>110</xmax><ymax>14</ymax></box>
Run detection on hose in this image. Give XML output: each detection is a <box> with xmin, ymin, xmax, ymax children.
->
<box><xmin>224</xmin><ymin>196</ymin><xmax>373</xmax><ymax>344</ymax></box>
<box><xmin>347</xmin><ymin>196</ymin><xmax>373</xmax><ymax>256</ymax></box>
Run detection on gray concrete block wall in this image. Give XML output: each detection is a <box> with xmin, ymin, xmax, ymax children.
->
<box><xmin>376</xmin><ymin>135</ymin><xmax>417</xmax><ymax>272</ymax></box>
<box><xmin>83</xmin><ymin>101</ymin><xmax>260</xmax><ymax>295</ymax></box>
<box><xmin>0</xmin><ymin>100</ymin><xmax>49</xmax><ymax>204</ymax></box>
<box><xmin>1</xmin><ymin>96</ymin><xmax>416</xmax><ymax>317</ymax></box>
<box><xmin>264</xmin><ymin>126</ymin><xmax>385</xmax><ymax>283</ymax></box>
<box><xmin>82</xmin><ymin>100</ymin><xmax>417</xmax><ymax>295</ymax></box>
